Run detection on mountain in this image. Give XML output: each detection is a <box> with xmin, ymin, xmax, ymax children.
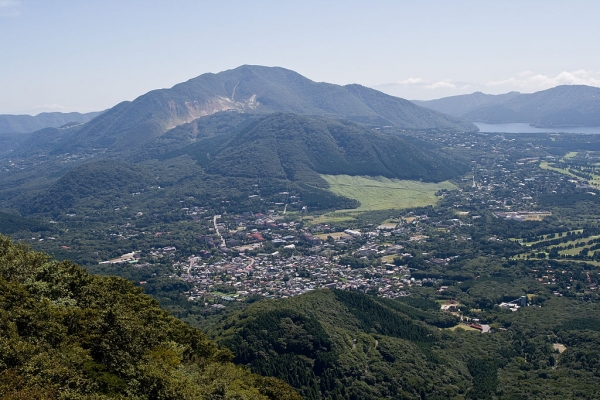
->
<box><xmin>12</xmin><ymin>114</ymin><xmax>467</xmax><ymax>217</ymax></box>
<box><xmin>17</xmin><ymin>65</ymin><xmax>476</xmax><ymax>155</ymax></box>
<box><xmin>0</xmin><ymin>234</ymin><xmax>300</xmax><ymax>399</ymax></box>
<box><xmin>182</xmin><ymin>113</ymin><xmax>466</xmax><ymax>185</ymax></box>
<box><xmin>0</xmin><ymin>111</ymin><xmax>102</xmax><ymax>134</ymax></box>
<box><xmin>413</xmin><ymin>91</ymin><xmax>521</xmax><ymax>117</ymax></box>
<box><xmin>415</xmin><ymin>85</ymin><xmax>600</xmax><ymax>127</ymax></box>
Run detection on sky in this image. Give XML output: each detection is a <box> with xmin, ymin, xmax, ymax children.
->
<box><xmin>1</xmin><ymin>0</ymin><xmax>600</xmax><ymax>114</ymax></box>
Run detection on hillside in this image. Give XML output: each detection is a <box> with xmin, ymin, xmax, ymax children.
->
<box><xmin>20</xmin><ymin>159</ymin><xmax>151</xmax><ymax>215</ymax></box>
<box><xmin>0</xmin><ymin>234</ymin><xmax>300</xmax><ymax>399</ymax></box>
<box><xmin>180</xmin><ymin>113</ymin><xmax>467</xmax><ymax>185</ymax></box>
<box><xmin>14</xmin><ymin>65</ymin><xmax>476</xmax><ymax>155</ymax></box>
<box><xmin>0</xmin><ymin>111</ymin><xmax>102</xmax><ymax>134</ymax></box>
<box><xmin>209</xmin><ymin>289</ymin><xmax>495</xmax><ymax>399</ymax></box>
<box><xmin>209</xmin><ymin>287</ymin><xmax>600</xmax><ymax>400</ymax></box>
<box><xmin>416</xmin><ymin>85</ymin><xmax>600</xmax><ymax>127</ymax></box>
<box><xmin>2</xmin><ymin>113</ymin><xmax>468</xmax><ymax>218</ymax></box>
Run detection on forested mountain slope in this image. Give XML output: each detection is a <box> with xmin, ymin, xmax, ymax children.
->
<box><xmin>179</xmin><ymin>113</ymin><xmax>467</xmax><ymax>185</ymax></box>
<box><xmin>210</xmin><ymin>288</ymin><xmax>600</xmax><ymax>400</ymax></box>
<box><xmin>5</xmin><ymin>113</ymin><xmax>467</xmax><ymax>217</ymax></box>
<box><xmin>0</xmin><ymin>234</ymin><xmax>300</xmax><ymax>399</ymax></box>
<box><xmin>210</xmin><ymin>289</ymin><xmax>486</xmax><ymax>399</ymax></box>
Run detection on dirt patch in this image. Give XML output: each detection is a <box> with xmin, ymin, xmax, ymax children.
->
<box><xmin>553</xmin><ymin>343</ymin><xmax>567</xmax><ymax>353</ymax></box>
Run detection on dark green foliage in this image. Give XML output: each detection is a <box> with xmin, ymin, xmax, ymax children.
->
<box><xmin>332</xmin><ymin>289</ymin><xmax>438</xmax><ymax>341</ymax></box>
<box><xmin>0</xmin><ymin>234</ymin><xmax>301</xmax><ymax>399</ymax></box>
<box><xmin>21</xmin><ymin>159</ymin><xmax>150</xmax><ymax>215</ymax></box>
<box><xmin>376</xmin><ymin>297</ymin><xmax>459</xmax><ymax>328</ymax></box>
<box><xmin>556</xmin><ymin>318</ymin><xmax>600</xmax><ymax>332</ymax></box>
<box><xmin>190</xmin><ymin>113</ymin><xmax>467</xmax><ymax>183</ymax></box>
<box><xmin>0</xmin><ymin>212</ymin><xmax>48</xmax><ymax>234</ymax></box>
<box><xmin>538</xmin><ymin>192</ymin><xmax>600</xmax><ymax>207</ymax></box>
<box><xmin>0</xmin><ymin>132</ymin><xmax>32</xmax><ymax>157</ymax></box>
<box><xmin>212</xmin><ymin>290</ymin><xmax>472</xmax><ymax>399</ymax></box>
<box><xmin>467</xmin><ymin>359</ymin><xmax>500</xmax><ymax>399</ymax></box>
<box><xmin>219</xmin><ymin>308</ymin><xmax>334</xmax><ymax>399</ymax></box>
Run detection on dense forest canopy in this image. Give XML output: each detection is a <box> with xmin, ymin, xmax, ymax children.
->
<box><xmin>0</xmin><ymin>234</ymin><xmax>300</xmax><ymax>399</ymax></box>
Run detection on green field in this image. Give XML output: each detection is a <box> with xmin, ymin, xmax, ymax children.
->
<box><xmin>539</xmin><ymin>161</ymin><xmax>579</xmax><ymax>178</ymax></box>
<box><xmin>540</xmin><ymin>158</ymin><xmax>600</xmax><ymax>187</ymax></box>
<box><xmin>321</xmin><ymin>175</ymin><xmax>457</xmax><ymax>211</ymax></box>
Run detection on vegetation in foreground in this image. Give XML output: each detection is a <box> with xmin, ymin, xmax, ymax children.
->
<box><xmin>0</xmin><ymin>234</ymin><xmax>300</xmax><ymax>400</ymax></box>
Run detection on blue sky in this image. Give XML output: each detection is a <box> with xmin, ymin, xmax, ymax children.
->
<box><xmin>1</xmin><ymin>0</ymin><xmax>599</xmax><ymax>114</ymax></box>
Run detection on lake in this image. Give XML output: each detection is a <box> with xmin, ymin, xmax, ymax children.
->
<box><xmin>475</xmin><ymin>122</ymin><xmax>600</xmax><ymax>134</ymax></box>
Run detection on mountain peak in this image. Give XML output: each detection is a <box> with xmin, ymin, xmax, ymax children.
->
<box><xmin>13</xmin><ymin>66</ymin><xmax>477</xmax><ymax>156</ymax></box>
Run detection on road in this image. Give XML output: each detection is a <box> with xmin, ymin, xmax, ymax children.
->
<box><xmin>213</xmin><ymin>215</ymin><xmax>226</xmax><ymax>247</ymax></box>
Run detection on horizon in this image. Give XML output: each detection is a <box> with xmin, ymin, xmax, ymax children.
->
<box><xmin>2</xmin><ymin>1</ymin><xmax>599</xmax><ymax>114</ymax></box>
<box><xmin>9</xmin><ymin>79</ymin><xmax>597</xmax><ymax>118</ymax></box>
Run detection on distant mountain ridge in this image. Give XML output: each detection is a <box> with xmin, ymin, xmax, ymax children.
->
<box><xmin>415</xmin><ymin>85</ymin><xmax>600</xmax><ymax>127</ymax></box>
<box><xmin>0</xmin><ymin>111</ymin><xmax>102</xmax><ymax>134</ymax></box>
<box><xmin>19</xmin><ymin>65</ymin><xmax>476</xmax><ymax>155</ymax></box>
<box><xmin>413</xmin><ymin>91</ymin><xmax>522</xmax><ymax>117</ymax></box>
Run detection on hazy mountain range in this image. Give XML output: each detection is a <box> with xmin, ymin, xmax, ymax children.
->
<box><xmin>0</xmin><ymin>111</ymin><xmax>102</xmax><ymax>134</ymax></box>
<box><xmin>414</xmin><ymin>85</ymin><xmax>600</xmax><ymax>127</ymax></box>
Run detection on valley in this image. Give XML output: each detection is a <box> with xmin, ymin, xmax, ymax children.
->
<box><xmin>5</xmin><ymin>125</ymin><xmax>600</xmax><ymax>398</ymax></box>
<box><xmin>3</xmin><ymin>68</ymin><xmax>600</xmax><ymax>398</ymax></box>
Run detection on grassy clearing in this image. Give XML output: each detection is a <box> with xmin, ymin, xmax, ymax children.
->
<box><xmin>321</xmin><ymin>175</ymin><xmax>457</xmax><ymax>212</ymax></box>
<box><xmin>522</xmin><ymin>212</ymin><xmax>552</xmax><ymax>221</ymax></box>
<box><xmin>518</xmin><ymin>234</ymin><xmax>600</xmax><ymax>258</ymax></box>
<box><xmin>511</xmin><ymin>255</ymin><xmax>600</xmax><ymax>267</ymax></box>
<box><xmin>380</xmin><ymin>255</ymin><xmax>397</xmax><ymax>263</ymax></box>
<box><xmin>564</xmin><ymin>151</ymin><xmax>578</xmax><ymax>159</ymax></box>
<box><xmin>315</xmin><ymin>232</ymin><xmax>351</xmax><ymax>240</ymax></box>
<box><xmin>540</xmin><ymin>159</ymin><xmax>600</xmax><ymax>187</ymax></box>
<box><xmin>445</xmin><ymin>323</ymin><xmax>480</xmax><ymax>332</ymax></box>
<box><xmin>304</xmin><ymin>214</ymin><xmax>356</xmax><ymax>225</ymax></box>
<box><xmin>539</xmin><ymin>161</ymin><xmax>579</xmax><ymax>178</ymax></box>
<box><xmin>511</xmin><ymin>230</ymin><xmax>584</xmax><ymax>246</ymax></box>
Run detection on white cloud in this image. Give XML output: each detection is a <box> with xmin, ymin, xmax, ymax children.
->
<box><xmin>425</xmin><ymin>80</ymin><xmax>457</xmax><ymax>89</ymax></box>
<box><xmin>486</xmin><ymin>70</ymin><xmax>600</xmax><ymax>91</ymax></box>
<box><xmin>393</xmin><ymin>77</ymin><xmax>460</xmax><ymax>89</ymax></box>
<box><xmin>375</xmin><ymin>70</ymin><xmax>600</xmax><ymax>100</ymax></box>
<box><xmin>396</xmin><ymin>77</ymin><xmax>425</xmax><ymax>85</ymax></box>
<box><xmin>0</xmin><ymin>0</ymin><xmax>20</xmax><ymax>17</ymax></box>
